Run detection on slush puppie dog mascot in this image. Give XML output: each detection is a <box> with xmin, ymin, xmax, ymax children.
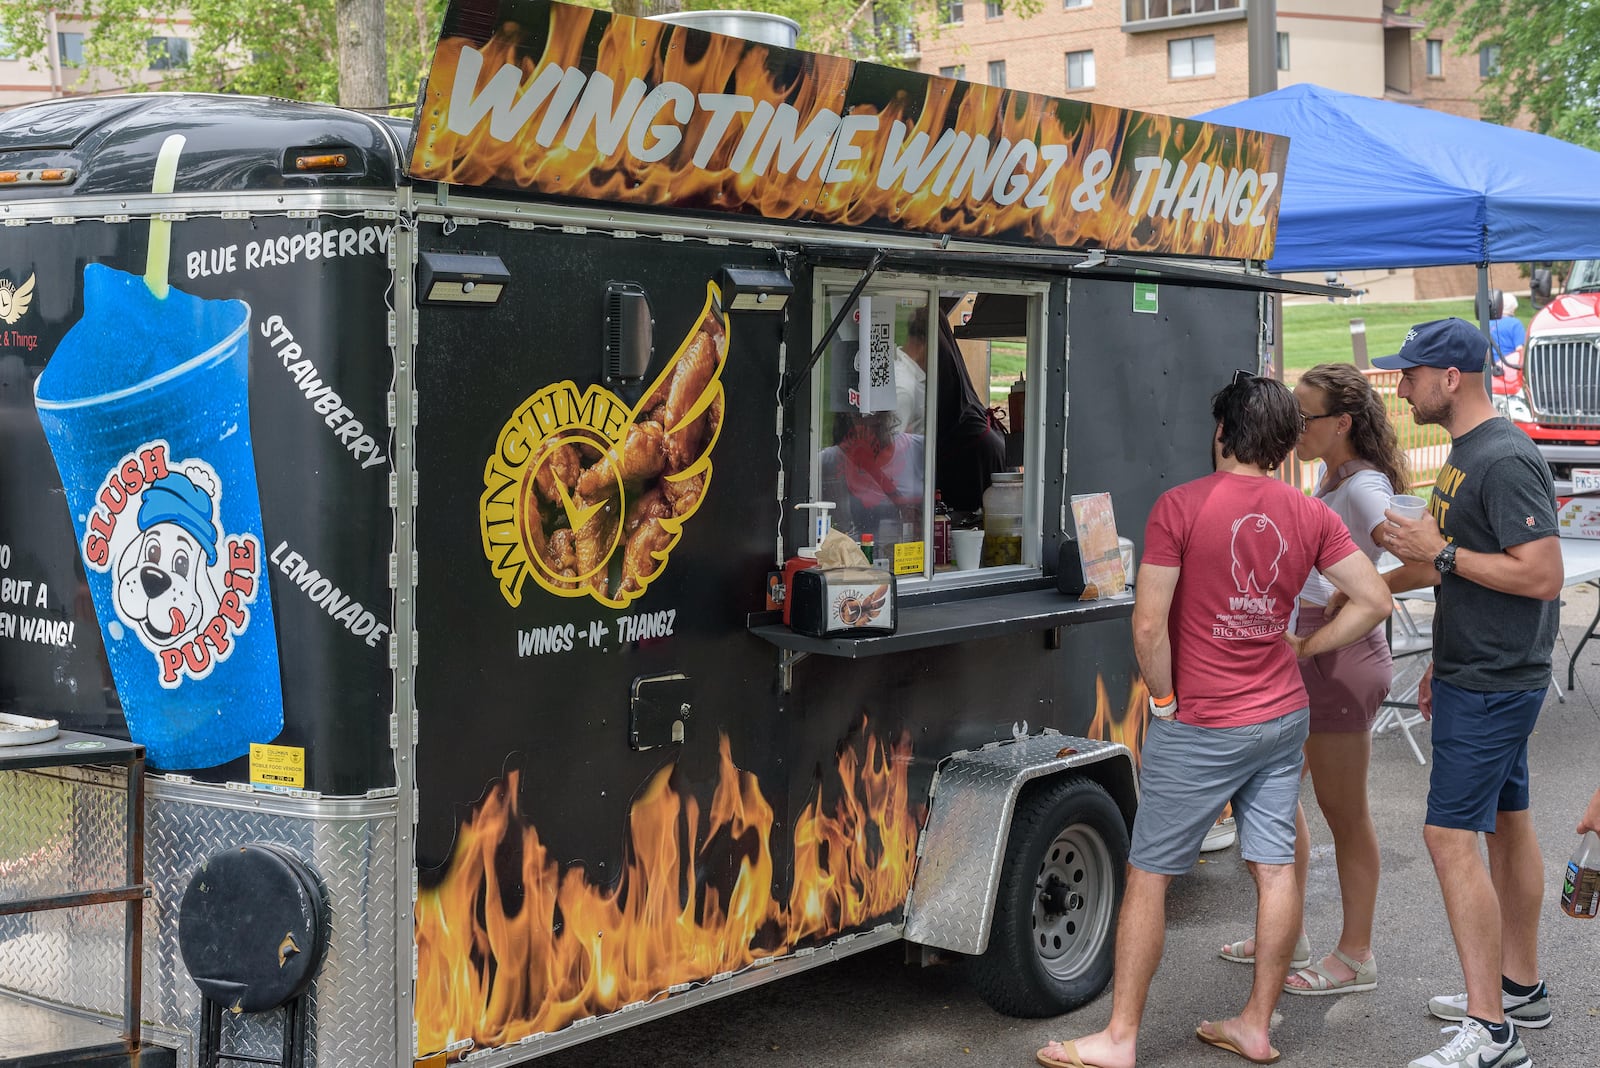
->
<box><xmin>114</xmin><ymin>465</ymin><xmax>220</xmax><ymax>651</ymax></box>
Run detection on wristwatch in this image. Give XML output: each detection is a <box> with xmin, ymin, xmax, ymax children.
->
<box><xmin>1433</xmin><ymin>543</ymin><xmax>1458</xmax><ymax>576</ymax></box>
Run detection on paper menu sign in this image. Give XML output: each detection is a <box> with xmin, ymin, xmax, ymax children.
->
<box><xmin>853</xmin><ymin>295</ymin><xmax>898</xmax><ymax>415</ymax></box>
<box><xmin>1070</xmin><ymin>492</ymin><xmax>1126</xmax><ymax>599</ymax></box>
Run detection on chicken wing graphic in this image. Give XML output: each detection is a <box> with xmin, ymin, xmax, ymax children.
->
<box><xmin>483</xmin><ymin>280</ymin><xmax>730</xmax><ymax>610</ymax></box>
<box><xmin>0</xmin><ymin>273</ymin><xmax>35</xmax><ymax>326</ymax></box>
<box><xmin>604</xmin><ymin>285</ymin><xmax>727</xmax><ymax>604</ymax></box>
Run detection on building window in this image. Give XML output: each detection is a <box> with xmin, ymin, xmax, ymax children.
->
<box><xmin>1168</xmin><ymin>34</ymin><xmax>1215</xmax><ymax>78</ymax></box>
<box><xmin>1065</xmin><ymin>0</ymin><xmax>1089</xmax><ymax>7</ymax></box>
<box><xmin>1275</xmin><ymin>31</ymin><xmax>1289</xmax><ymax>71</ymax></box>
<box><xmin>1066</xmin><ymin>49</ymin><xmax>1095</xmax><ymax>89</ymax></box>
<box><xmin>1426</xmin><ymin>38</ymin><xmax>1443</xmax><ymax>77</ymax></box>
<box><xmin>1479</xmin><ymin>43</ymin><xmax>1501</xmax><ymax>77</ymax></box>
<box><xmin>986</xmin><ymin>0</ymin><xmax>1003</xmax><ymax>16</ymax></box>
<box><xmin>939</xmin><ymin>64</ymin><xmax>965</xmax><ymax>79</ymax></box>
<box><xmin>56</xmin><ymin>31</ymin><xmax>84</xmax><ymax>67</ymax></box>
<box><xmin>147</xmin><ymin>36</ymin><xmax>190</xmax><ymax>70</ymax></box>
<box><xmin>988</xmin><ymin>59</ymin><xmax>1007</xmax><ymax>87</ymax></box>
<box><xmin>943</xmin><ymin>0</ymin><xmax>964</xmax><ymax>23</ymax></box>
<box><xmin>1125</xmin><ymin>0</ymin><xmax>1240</xmax><ymax>21</ymax></box>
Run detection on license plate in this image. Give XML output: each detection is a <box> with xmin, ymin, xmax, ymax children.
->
<box><xmin>1574</xmin><ymin>468</ymin><xmax>1600</xmax><ymax>494</ymax></box>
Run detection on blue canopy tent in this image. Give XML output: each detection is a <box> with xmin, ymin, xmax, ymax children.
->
<box><xmin>1199</xmin><ymin>83</ymin><xmax>1600</xmax><ymax>275</ymax></box>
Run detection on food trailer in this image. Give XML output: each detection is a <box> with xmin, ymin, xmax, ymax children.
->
<box><xmin>0</xmin><ymin>1</ymin><xmax>1310</xmax><ymax>1064</ymax></box>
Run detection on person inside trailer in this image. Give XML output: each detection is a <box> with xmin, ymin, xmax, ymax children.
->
<box><xmin>818</xmin><ymin>409</ymin><xmax>925</xmax><ymax>546</ymax></box>
<box><xmin>922</xmin><ymin>306</ymin><xmax>1008</xmax><ymax>515</ymax></box>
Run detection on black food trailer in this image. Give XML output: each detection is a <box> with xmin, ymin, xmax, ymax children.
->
<box><xmin>0</xmin><ymin>2</ymin><xmax>1315</xmax><ymax>1064</ymax></box>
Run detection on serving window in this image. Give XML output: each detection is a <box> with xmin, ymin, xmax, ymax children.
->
<box><xmin>809</xmin><ymin>270</ymin><xmax>1046</xmax><ymax>585</ymax></box>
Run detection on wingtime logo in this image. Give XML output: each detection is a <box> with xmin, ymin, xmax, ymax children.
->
<box><xmin>0</xmin><ymin>272</ymin><xmax>39</xmax><ymax>350</ymax></box>
<box><xmin>480</xmin><ymin>282</ymin><xmax>727</xmax><ymax>610</ymax></box>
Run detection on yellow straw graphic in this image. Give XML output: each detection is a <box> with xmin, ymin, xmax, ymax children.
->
<box><xmin>144</xmin><ymin>134</ymin><xmax>186</xmax><ymax>300</ymax></box>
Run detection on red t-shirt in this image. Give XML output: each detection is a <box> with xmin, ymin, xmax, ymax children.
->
<box><xmin>1144</xmin><ymin>472</ymin><xmax>1359</xmax><ymax>727</ymax></box>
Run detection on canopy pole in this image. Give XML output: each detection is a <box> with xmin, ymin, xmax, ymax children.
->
<box><xmin>1476</xmin><ymin>261</ymin><xmax>1493</xmax><ymax>396</ymax></box>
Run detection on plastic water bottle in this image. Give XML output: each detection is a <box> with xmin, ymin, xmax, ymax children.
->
<box><xmin>1561</xmin><ymin>830</ymin><xmax>1600</xmax><ymax>919</ymax></box>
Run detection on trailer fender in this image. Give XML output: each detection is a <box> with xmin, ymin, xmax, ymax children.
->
<box><xmin>903</xmin><ymin>732</ymin><xmax>1134</xmax><ymax>956</ymax></box>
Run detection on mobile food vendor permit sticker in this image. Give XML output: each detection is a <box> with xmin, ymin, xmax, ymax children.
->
<box><xmin>893</xmin><ymin>541</ymin><xmax>924</xmax><ymax>576</ymax></box>
<box><xmin>250</xmin><ymin>742</ymin><xmax>305</xmax><ymax>790</ymax></box>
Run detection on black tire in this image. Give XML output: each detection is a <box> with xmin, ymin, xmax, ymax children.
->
<box><xmin>969</xmin><ymin>775</ymin><xmax>1129</xmax><ymax>1018</ymax></box>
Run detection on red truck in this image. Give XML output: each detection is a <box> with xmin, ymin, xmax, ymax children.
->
<box><xmin>1494</xmin><ymin>259</ymin><xmax>1600</xmax><ymax>494</ymax></box>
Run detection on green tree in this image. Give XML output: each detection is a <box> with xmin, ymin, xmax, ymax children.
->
<box><xmin>0</xmin><ymin>0</ymin><xmax>444</xmax><ymax>109</ymax></box>
<box><xmin>1416</xmin><ymin>0</ymin><xmax>1600</xmax><ymax>150</ymax></box>
<box><xmin>0</xmin><ymin>0</ymin><xmax>1030</xmax><ymax>111</ymax></box>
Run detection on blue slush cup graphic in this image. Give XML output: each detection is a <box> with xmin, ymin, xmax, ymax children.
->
<box><xmin>34</xmin><ymin>263</ymin><xmax>284</xmax><ymax>769</ymax></box>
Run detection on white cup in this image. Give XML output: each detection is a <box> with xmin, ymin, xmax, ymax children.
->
<box><xmin>951</xmin><ymin>529</ymin><xmax>984</xmax><ymax>571</ymax></box>
<box><xmin>1389</xmin><ymin>494</ymin><xmax>1428</xmax><ymax>521</ymax></box>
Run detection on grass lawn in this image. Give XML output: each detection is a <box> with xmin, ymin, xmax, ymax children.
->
<box><xmin>1282</xmin><ymin>298</ymin><xmax>1532</xmax><ymax>378</ymax></box>
<box><xmin>985</xmin><ymin>297</ymin><xmax>1532</xmax><ymax>396</ymax></box>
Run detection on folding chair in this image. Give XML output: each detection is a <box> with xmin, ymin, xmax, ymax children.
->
<box><xmin>1373</xmin><ymin>597</ymin><xmax>1429</xmax><ymax>765</ymax></box>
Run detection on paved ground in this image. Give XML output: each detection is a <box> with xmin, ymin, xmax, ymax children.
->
<box><xmin>538</xmin><ymin>590</ymin><xmax>1600</xmax><ymax>1068</ymax></box>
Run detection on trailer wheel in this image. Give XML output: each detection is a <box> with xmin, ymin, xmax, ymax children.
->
<box><xmin>970</xmin><ymin>775</ymin><xmax>1128</xmax><ymax>1018</ymax></box>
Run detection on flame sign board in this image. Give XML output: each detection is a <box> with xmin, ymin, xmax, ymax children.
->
<box><xmin>409</xmin><ymin>0</ymin><xmax>1288</xmax><ymax>259</ymax></box>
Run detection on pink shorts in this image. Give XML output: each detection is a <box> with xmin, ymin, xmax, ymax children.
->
<box><xmin>1295</xmin><ymin>603</ymin><xmax>1393</xmax><ymax>734</ymax></box>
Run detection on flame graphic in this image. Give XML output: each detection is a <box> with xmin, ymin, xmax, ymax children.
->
<box><xmin>1086</xmin><ymin>673</ymin><xmax>1150</xmax><ymax>769</ymax></box>
<box><xmin>411</xmin><ymin>1</ymin><xmax>1283</xmax><ymax>258</ymax></box>
<box><xmin>415</xmin><ymin>726</ymin><xmax>919</xmax><ymax>1059</ymax></box>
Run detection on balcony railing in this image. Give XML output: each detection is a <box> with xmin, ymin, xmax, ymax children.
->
<box><xmin>1123</xmin><ymin>0</ymin><xmax>1246</xmax><ymax>33</ymax></box>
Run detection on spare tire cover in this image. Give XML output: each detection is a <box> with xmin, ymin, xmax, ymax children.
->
<box><xmin>177</xmin><ymin>843</ymin><xmax>328</xmax><ymax>1013</ymax></box>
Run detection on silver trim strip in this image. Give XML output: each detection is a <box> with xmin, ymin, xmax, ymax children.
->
<box><xmin>433</xmin><ymin>926</ymin><xmax>901</xmax><ymax>1066</ymax></box>
<box><xmin>0</xmin><ymin>189</ymin><xmax>402</xmax><ymax>221</ymax></box>
<box><xmin>390</xmin><ymin>190</ymin><xmax>421</xmax><ymax>1064</ymax></box>
<box><xmin>148</xmin><ymin>777</ymin><xmax>400</xmax><ymax>821</ymax></box>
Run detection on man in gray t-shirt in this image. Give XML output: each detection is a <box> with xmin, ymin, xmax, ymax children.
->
<box><xmin>1376</xmin><ymin>318</ymin><xmax>1563</xmax><ymax>1068</ymax></box>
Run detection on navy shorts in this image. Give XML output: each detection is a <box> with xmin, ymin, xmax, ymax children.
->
<box><xmin>1129</xmin><ymin>709</ymin><xmax>1310</xmax><ymax>875</ymax></box>
<box><xmin>1427</xmin><ymin>677</ymin><xmax>1546</xmax><ymax>833</ymax></box>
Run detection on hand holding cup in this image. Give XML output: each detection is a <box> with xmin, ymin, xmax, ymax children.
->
<box><xmin>1382</xmin><ymin>494</ymin><xmax>1445</xmax><ymax>564</ymax></box>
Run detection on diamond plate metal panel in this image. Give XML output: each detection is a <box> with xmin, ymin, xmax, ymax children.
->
<box><xmin>0</xmin><ymin>766</ymin><xmax>129</xmax><ymax>1010</ymax></box>
<box><xmin>0</xmin><ymin>769</ymin><xmax>398</xmax><ymax>1068</ymax></box>
<box><xmin>902</xmin><ymin>734</ymin><xmax>1127</xmax><ymax>956</ymax></box>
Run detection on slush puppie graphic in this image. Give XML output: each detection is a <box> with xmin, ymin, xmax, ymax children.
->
<box><xmin>34</xmin><ymin>263</ymin><xmax>284</xmax><ymax>770</ymax></box>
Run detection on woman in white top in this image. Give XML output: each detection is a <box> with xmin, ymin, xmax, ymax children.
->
<box><xmin>1220</xmin><ymin>362</ymin><xmax>1408</xmax><ymax>996</ymax></box>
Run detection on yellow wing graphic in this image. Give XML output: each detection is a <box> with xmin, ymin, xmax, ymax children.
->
<box><xmin>0</xmin><ymin>273</ymin><xmax>34</xmax><ymax>325</ymax></box>
<box><xmin>609</xmin><ymin>282</ymin><xmax>728</xmax><ymax>606</ymax></box>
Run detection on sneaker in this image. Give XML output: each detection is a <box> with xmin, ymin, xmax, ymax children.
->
<box><xmin>1428</xmin><ymin>983</ymin><xmax>1552</xmax><ymax>1030</ymax></box>
<box><xmin>1408</xmin><ymin>1020</ymin><xmax>1530</xmax><ymax>1068</ymax></box>
<box><xmin>1200</xmin><ymin>816</ymin><xmax>1237</xmax><ymax>853</ymax></box>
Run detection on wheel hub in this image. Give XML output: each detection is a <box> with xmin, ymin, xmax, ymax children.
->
<box><xmin>1031</xmin><ymin>823</ymin><xmax>1115</xmax><ymax>980</ymax></box>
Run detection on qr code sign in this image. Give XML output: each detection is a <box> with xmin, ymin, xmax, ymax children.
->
<box><xmin>869</xmin><ymin>320</ymin><xmax>892</xmax><ymax>389</ymax></box>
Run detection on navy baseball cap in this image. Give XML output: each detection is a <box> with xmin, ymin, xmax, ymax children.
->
<box><xmin>1371</xmin><ymin>317</ymin><xmax>1491</xmax><ymax>372</ymax></box>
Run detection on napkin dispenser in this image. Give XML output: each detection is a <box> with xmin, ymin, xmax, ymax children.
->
<box><xmin>789</xmin><ymin>567</ymin><xmax>896</xmax><ymax>637</ymax></box>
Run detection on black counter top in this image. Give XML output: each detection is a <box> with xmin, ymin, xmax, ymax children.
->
<box><xmin>750</xmin><ymin>588</ymin><xmax>1133</xmax><ymax>659</ymax></box>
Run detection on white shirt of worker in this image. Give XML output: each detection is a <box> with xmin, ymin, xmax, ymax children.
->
<box><xmin>894</xmin><ymin>348</ymin><xmax>926</xmax><ymax>435</ymax></box>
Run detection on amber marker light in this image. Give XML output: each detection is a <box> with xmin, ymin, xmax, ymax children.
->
<box><xmin>294</xmin><ymin>153</ymin><xmax>348</xmax><ymax>171</ymax></box>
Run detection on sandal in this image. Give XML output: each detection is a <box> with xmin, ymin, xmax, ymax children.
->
<box><xmin>1283</xmin><ymin>948</ymin><xmax>1377</xmax><ymax>996</ymax></box>
<box><xmin>1219</xmin><ymin>932</ymin><xmax>1310</xmax><ymax>970</ymax></box>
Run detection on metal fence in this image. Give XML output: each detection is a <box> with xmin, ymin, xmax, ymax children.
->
<box><xmin>1280</xmin><ymin>368</ymin><xmax>1449</xmax><ymax>494</ymax></box>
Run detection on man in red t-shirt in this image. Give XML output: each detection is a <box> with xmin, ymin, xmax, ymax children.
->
<box><xmin>1039</xmin><ymin>373</ymin><xmax>1392</xmax><ymax>1068</ymax></box>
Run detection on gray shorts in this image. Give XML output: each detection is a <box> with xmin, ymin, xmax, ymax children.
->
<box><xmin>1128</xmin><ymin>708</ymin><xmax>1310</xmax><ymax>875</ymax></box>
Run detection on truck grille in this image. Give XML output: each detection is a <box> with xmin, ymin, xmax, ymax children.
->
<box><xmin>1525</xmin><ymin>335</ymin><xmax>1600</xmax><ymax>424</ymax></box>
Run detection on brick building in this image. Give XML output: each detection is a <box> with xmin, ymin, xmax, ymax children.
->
<box><xmin>0</xmin><ymin>15</ymin><xmax>193</xmax><ymax>108</ymax></box>
<box><xmin>913</xmin><ymin>0</ymin><xmax>1525</xmax><ymax>299</ymax></box>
